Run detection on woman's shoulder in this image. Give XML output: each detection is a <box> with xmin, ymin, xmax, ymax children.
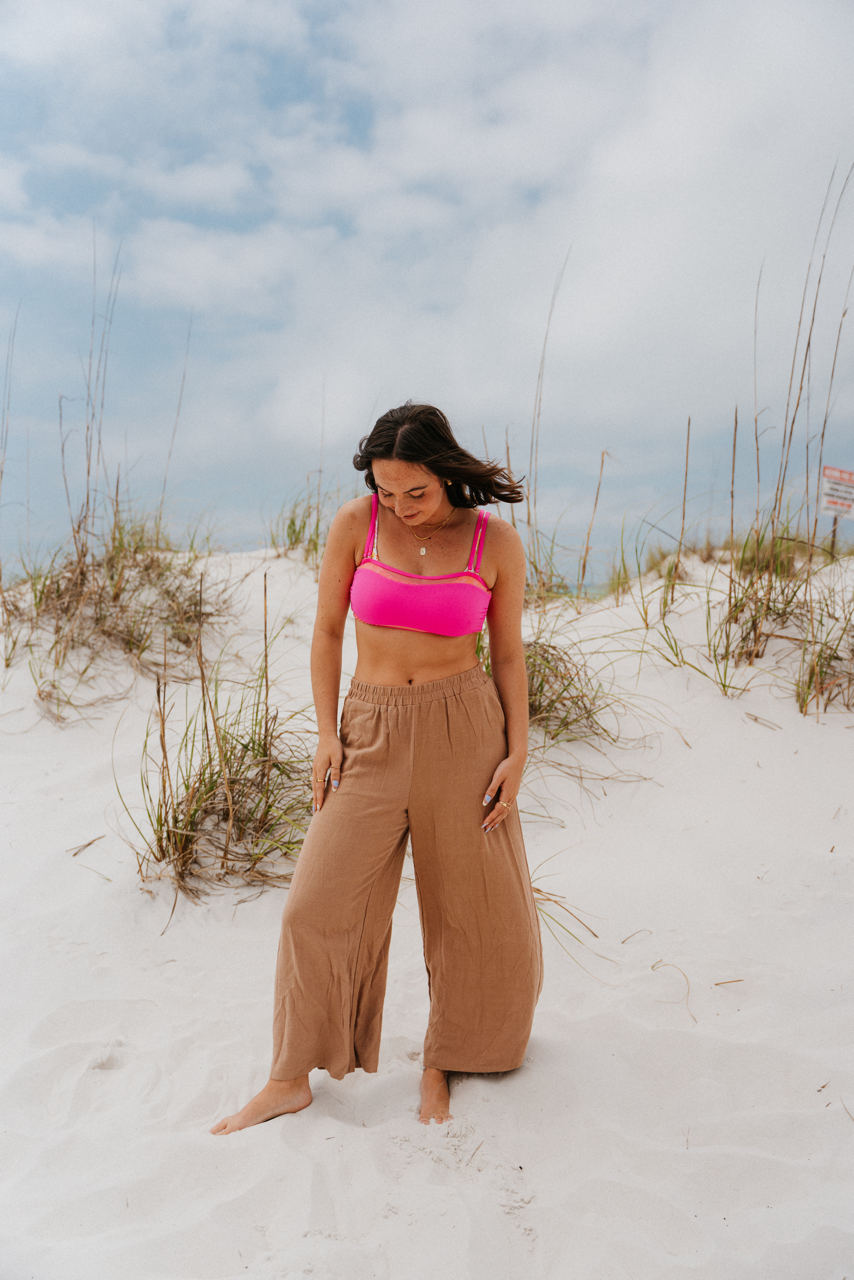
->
<box><xmin>481</xmin><ymin>509</ymin><xmax>524</xmax><ymax>550</ymax></box>
<box><xmin>326</xmin><ymin>494</ymin><xmax>373</xmax><ymax>555</ymax></box>
<box><xmin>479</xmin><ymin>509</ymin><xmax>526</xmax><ymax>583</ymax></box>
<box><xmin>335</xmin><ymin>493</ymin><xmax>374</xmax><ymax>525</ymax></box>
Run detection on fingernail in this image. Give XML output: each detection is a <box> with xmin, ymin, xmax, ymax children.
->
<box><xmin>332</xmin><ymin>781</ymin><xmax>338</xmax><ymax>790</ymax></box>
<box><xmin>483</xmin><ymin>794</ymin><xmax>491</xmax><ymax>805</ymax></box>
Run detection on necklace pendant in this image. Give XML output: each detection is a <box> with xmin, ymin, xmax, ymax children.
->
<box><xmin>420</xmin><ymin>546</ymin><xmax>426</xmax><ymax>556</ymax></box>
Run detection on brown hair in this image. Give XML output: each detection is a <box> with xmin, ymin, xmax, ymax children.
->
<box><xmin>353</xmin><ymin>402</ymin><xmax>524</xmax><ymax>508</ymax></box>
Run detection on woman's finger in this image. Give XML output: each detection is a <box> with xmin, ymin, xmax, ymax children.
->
<box><xmin>313</xmin><ymin>738</ymin><xmax>344</xmax><ymax>811</ymax></box>
<box><xmin>481</xmin><ymin>792</ymin><xmax>515</xmax><ymax>834</ymax></box>
<box><xmin>313</xmin><ymin>765</ymin><xmax>328</xmax><ymax>812</ymax></box>
<box><xmin>482</xmin><ymin>771</ymin><xmax>503</xmax><ymax>807</ymax></box>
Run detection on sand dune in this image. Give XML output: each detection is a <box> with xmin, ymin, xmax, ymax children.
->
<box><xmin>1</xmin><ymin>552</ymin><xmax>852</xmax><ymax>1279</ymax></box>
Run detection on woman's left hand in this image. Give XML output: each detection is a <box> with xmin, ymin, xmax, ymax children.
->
<box><xmin>481</xmin><ymin>755</ymin><xmax>525</xmax><ymax>834</ymax></box>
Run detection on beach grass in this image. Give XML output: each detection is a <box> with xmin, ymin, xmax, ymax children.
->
<box><xmin>124</xmin><ymin>575</ymin><xmax>313</xmax><ymax>901</ymax></box>
<box><xmin>0</xmin><ymin>258</ymin><xmax>229</xmax><ymax>714</ymax></box>
<box><xmin>267</xmin><ymin>488</ymin><xmax>327</xmax><ymax>571</ymax></box>
<box><xmin>1</xmin><ymin>483</ymin><xmax>230</xmax><ymax>716</ymax></box>
<box><xmin>2</xmin><ymin>176</ymin><xmax>853</xmax><ymax>915</ymax></box>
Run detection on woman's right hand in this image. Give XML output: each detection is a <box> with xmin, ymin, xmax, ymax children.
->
<box><xmin>312</xmin><ymin>733</ymin><xmax>343</xmax><ymax>812</ymax></box>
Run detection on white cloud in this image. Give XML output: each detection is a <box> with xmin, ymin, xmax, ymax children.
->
<box><xmin>0</xmin><ymin>0</ymin><xmax>852</xmax><ymax>558</ymax></box>
<box><xmin>0</xmin><ymin>156</ymin><xmax>29</xmax><ymax>213</ymax></box>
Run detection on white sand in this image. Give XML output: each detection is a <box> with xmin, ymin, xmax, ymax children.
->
<box><xmin>1</xmin><ymin>553</ymin><xmax>853</xmax><ymax>1279</ymax></box>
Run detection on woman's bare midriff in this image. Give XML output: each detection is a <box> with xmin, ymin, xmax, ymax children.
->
<box><xmin>353</xmin><ymin>619</ymin><xmax>479</xmax><ymax>686</ymax></box>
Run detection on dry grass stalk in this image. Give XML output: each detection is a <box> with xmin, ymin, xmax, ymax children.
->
<box><xmin>577</xmin><ymin>450</ymin><xmax>607</xmax><ymax>597</ymax></box>
<box><xmin>1</xmin><ymin>248</ymin><xmax>229</xmax><ymax>708</ymax></box>
<box><xmin>736</xmin><ymin>167</ymin><xmax>854</xmax><ymax>669</ymax></box>
<box><xmin>670</xmin><ymin>418</ymin><xmax>691</xmax><ymax>586</ymax></box>
<box><xmin>660</xmin><ymin>170</ymin><xmax>854</xmax><ymax>707</ymax></box>
<box><xmin>530</xmin><ymin>857</ymin><xmax>620</xmax><ymax>977</ymax></box>
<box><xmin>524</xmin><ymin>537</ymin><xmax>576</xmax><ymax>606</ymax></box>
<box><xmin>129</xmin><ymin>584</ymin><xmax>313</xmax><ymax>899</ymax></box>
<box><xmin>5</xmin><ymin>487</ymin><xmax>229</xmax><ymax>710</ymax></box>
<box><xmin>476</xmin><ymin>628</ymin><xmax>617</xmax><ymax>748</ymax></box>
<box><xmin>524</xmin><ymin>637</ymin><xmax>617</xmax><ymax>745</ymax></box>
<box><xmin>520</xmin><ymin>250</ymin><xmax>597</xmax><ymax>607</ymax></box>
<box><xmin>526</xmin><ymin>250</ymin><xmax>570</xmax><ymax>584</ymax></box>
<box><xmin>793</xmin><ymin>574</ymin><xmax>854</xmax><ymax>712</ymax></box>
<box><xmin>0</xmin><ymin>309</ymin><xmax>20</xmax><ymax>666</ymax></box>
<box><xmin>268</xmin><ymin>486</ymin><xmax>327</xmax><ymax>570</ymax></box>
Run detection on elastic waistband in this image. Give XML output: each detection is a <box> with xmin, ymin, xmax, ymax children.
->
<box><xmin>347</xmin><ymin>663</ymin><xmax>489</xmax><ymax>706</ymax></box>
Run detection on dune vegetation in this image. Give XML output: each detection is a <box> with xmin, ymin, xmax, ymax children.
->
<box><xmin>1</xmin><ymin>190</ymin><xmax>852</xmax><ymax>936</ymax></box>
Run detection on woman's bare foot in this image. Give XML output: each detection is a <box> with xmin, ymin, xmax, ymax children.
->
<box><xmin>419</xmin><ymin>1067</ymin><xmax>453</xmax><ymax>1124</ymax></box>
<box><xmin>210</xmin><ymin>1075</ymin><xmax>312</xmax><ymax>1135</ymax></box>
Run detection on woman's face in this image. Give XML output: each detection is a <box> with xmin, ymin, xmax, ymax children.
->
<box><xmin>371</xmin><ymin>460</ymin><xmax>449</xmax><ymax>525</ymax></box>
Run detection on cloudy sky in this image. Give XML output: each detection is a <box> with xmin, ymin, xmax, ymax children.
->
<box><xmin>1</xmin><ymin>0</ymin><xmax>853</xmax><ymax>568</ymax></box>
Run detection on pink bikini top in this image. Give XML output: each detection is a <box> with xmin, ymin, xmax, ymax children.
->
<box><xmin>350</xmin><ymin>494</ymin><xmax>492</xmax><ymax>637</ymax></box>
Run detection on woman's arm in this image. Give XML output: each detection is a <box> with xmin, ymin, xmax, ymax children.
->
<box><xmin>310</xmin><ymin>500</ymin><xmax>366</xmax><ymax>812</ymax></box>
<box><xmin>481</xmin><ymin>519</ymin><xmax>528</xmax><ymax>833</ymax></box>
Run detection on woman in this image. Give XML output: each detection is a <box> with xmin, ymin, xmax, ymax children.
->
<box><xmin>213</xmin><ymin>403</ymin><xmax>542</xmax><ymax>1133</ymax></box>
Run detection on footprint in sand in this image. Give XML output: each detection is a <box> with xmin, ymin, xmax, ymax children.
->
<box><xmin>382</xmin><ymin>1115</ymin><xmax>536</xmax><ymax>1253</ymax></box>
<box><xmin>2</xmin><ymin>1037</ymin><xmax>164</xmax><ymax>1129</ymax></box>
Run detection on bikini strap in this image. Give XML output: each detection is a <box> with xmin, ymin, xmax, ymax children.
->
<box><xmin>466</xmin><ymin>509</ymin><xmax>490</xmax><ymax>574</ymax></box>
<box><xmin>363</xmin><ymin>493</ymin><xmax>379</xmax><ymax>560</ymax></box>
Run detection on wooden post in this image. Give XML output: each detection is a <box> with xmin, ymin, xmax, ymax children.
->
<box><xmin>829</xmin><ymin>514</ymin><xmax>839</xmax><ymax>559</ymax></box>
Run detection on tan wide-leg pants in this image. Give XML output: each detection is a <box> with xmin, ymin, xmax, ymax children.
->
<box><xmin>271</xmin><ymin>664</ymin><xmax>543</xmax><ymax>1081</ymax></box>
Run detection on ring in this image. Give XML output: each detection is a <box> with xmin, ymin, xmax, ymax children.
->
<box><xmin>316</xmin><ymin>775</ymin><xmax>326</xmax><ymax>781</ymax></box>
<box><xmin>497</xmin><ymin>799</ymin><xmax>514</xmax><ymax>809</ymax></box>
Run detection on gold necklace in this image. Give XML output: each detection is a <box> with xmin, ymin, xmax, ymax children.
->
<box><xmin>405</xmin><ymin>510</ymin><xmax>454</xmax><ymax>555</ymax></box>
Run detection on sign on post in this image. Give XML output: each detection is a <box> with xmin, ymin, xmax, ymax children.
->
<box><xmin>819</xmin><ymin>466</ymin><xmax>854</xmax><ymax>520</ymax></box>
